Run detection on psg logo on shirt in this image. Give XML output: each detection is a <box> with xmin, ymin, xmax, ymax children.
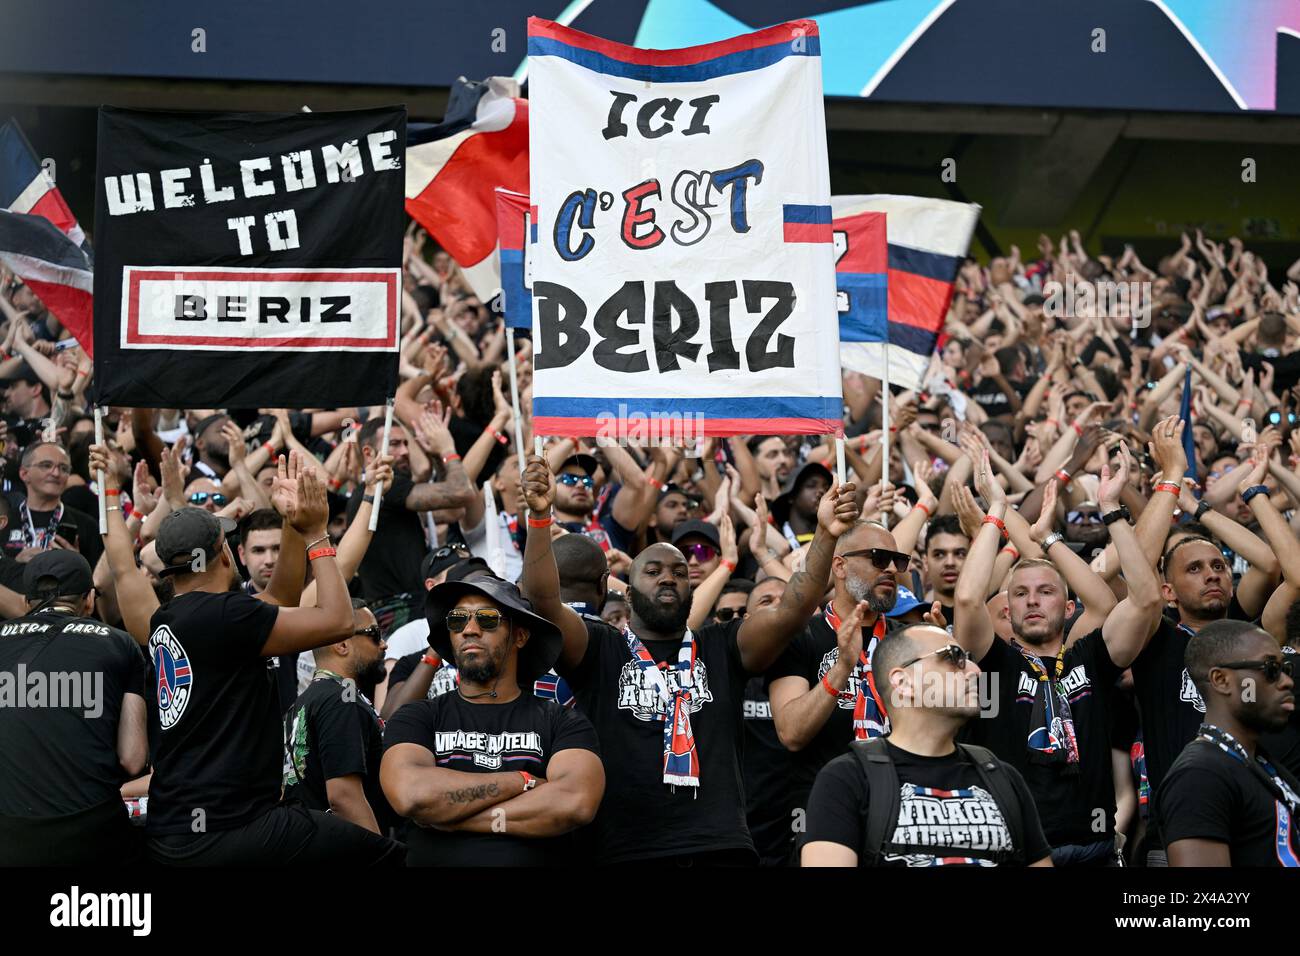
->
<box><xmin>150</xmin><ymin>624</ymin><xmax>193</xmax><ymax>729</ymax></box>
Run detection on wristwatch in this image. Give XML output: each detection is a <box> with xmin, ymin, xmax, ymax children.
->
<box><xmin>1194</xmin><ymin>499</ymin><xmax>1212</xmax><ymax>521</ymax></box>
<box><xmin>518</xmin><ymin>771</ymin><xmax>538</xmax><ymax>791</ymax></box>
<box><xmin>1101</xmin><ymin>505</ymin><xmax>1132</xmax><ymax>526</ymax></box>
<box><xmin>1040</xmin><ymin>531</ymin><xmax>1065</xmax><ymax>551</ymax></box>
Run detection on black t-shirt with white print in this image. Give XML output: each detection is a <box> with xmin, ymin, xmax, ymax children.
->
<box><xmin>962</xmin><ymin>629</ymin><xmax>1121</xmax><ymax>846</ymax></box>
<box><xmin>764</xmin><ymin>611</ymin><xmax>885</xmax><ymax>812</ymax></box>
<box><xmin>145</xmin><ymin>590</ymin><xmax>280</xmax><ymax>835</ymax></box>
<box><xmin>283</xmin><ymin>673</ymin><xmax>398</xmax><ymax>833</ymax></box>
<box><xmin>1157</xmin><ymin>738</ymin><xmax>1300</xmax><ymax>867</ymax></box>
<box><xmin>805</xmin><ymin>741</ymin><xmax>1051</xmax><ymax>866</ymax></box>
<box><xmin>559</xmin><ymin>618</ymin><xmax>754</xmax><ymax>864</ymax></box>
<box><xmin>382</xmin><ymin>691</ymin><xmax>599</xmax><ymax>866</ymax></box>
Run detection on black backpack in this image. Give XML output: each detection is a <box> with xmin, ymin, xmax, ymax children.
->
<box><xmin>850</xmin><ymin>737</ymin><xmax>1028</xmax><ymax>866</ymax></box>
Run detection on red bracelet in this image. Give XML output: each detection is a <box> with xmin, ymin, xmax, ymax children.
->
<box><xmin>1071</xmin><ymin>423</ymin><xmax>1084</xmax><ymax>437</ymax></box>
<box><xmin>442</xmin><ymin>453</ymin><xmax>462</xmax><ymax>464</ymax></box>
<box><xmin>527</xmin><ymin>513</ymin><xmax>553</xmax><ymax>529</ymax></box>
<box><xmin>821</xmin><ymin>673</ymin><xmax>841</xmax><ymax>698</ymax></box>
<box><xmin>1153</xmin><ymin>481</ymin><xmax>1181</xmax><ymax>496</ymax></box>
<box><xmin>646</xmin><ymin>475</ymin><xmax>664</xmax><ymax>491</ymax></box>
<box><xmin>421</xmin><ymin>653</ymin><xmax>441</xmax><ymax>668</ymax></box>
<box><xmin>915</xmin><ymin>502</ymin><xmax>931</xmax><ymax>518</ymax></box>
<box><xmin>307</xmin><ymin>547</ymin><xmax>337</xmax><ymax>561</ymax></box>
<box><xmin>1045</xmin><ymin>418</ymin><xmax>1059</xmax><ymax>430</ymax></box>
<box><xmin>1001</xmin><ymin>545</ymin><xmax>1019</xmax><ymax>559</ymax></box>
<box><xmin>328</xmin><ymin>477</ymin><xmax>342</xmax><ymax>491</ymax></box>
<box><xmin>982</xmin><ymin>515</ymin><xmax>1008</xmax><ymax>540</ymax></box>
<box><xmin>720</xmin><ymin>558</ymin><xmax>737</xmax><ymax>573</ymax></box>
<box><xmin>1055</xmin><ymin>469</ymin><xmax>1072</xmax><ymax>485</ymax></box>
<box><xmin>262</xmin><ymin>441</ymin><xmax>275</xmax><ymax>457</ymax></box>
<box><xmin>104</xmin><ymin>488</ymin><xmax>121</xmax><ymax>498</ymax></box>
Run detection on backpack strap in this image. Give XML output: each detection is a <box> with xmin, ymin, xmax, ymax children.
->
<box><xmin>850</xmin><ymin>737</ymin><xmax>901</xmax><ymax>866</ymax></box>
<box><xmin>958</xmin><ymin>743</ymin><xmax>1028</xmax><ymax>865</ymax></box>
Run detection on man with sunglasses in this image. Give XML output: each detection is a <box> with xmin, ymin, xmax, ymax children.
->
<box><xmin>766</xmin><ymin>520</ymin><xmax>914</xmax><ymax>860</ymax></box>
<box><xmin>802</xmin><ymin>622</ymin><xmax>1052</xmax><ymax>867</ymax></box>
<box><xmin>381</xmin><ymin>575</ymin><xmax>604</xmax><ymax>865</ymax></box>
<box><xmin>8</xmin><ymin>440</ymin><xmax>100</xmax><ymax>567</ymax></box>
<box><xmin>519</xmin><ymin>454</ymin><xmax>860</xmax><ymax>865</ymax></box>
<box><xmin>183</xmin><ymin>478</ymin><xmax>228</xmax><ymax>514</ymax></box>
<box><xmin>283</xmin><ymin>600</ymin><xmax>398</xmax><ymax>836</ymax></box>
<box><xmin>551</xmin><ymin>452</ymin><xmax>639</xmax><ymax>554</ymax></box>
<box><xmin>1158</xmin><ymin>620</ymin><xmax>1299</xmax><ymax>866</ymax></box>
<box><xmin>954</xmin><ymin>448</ymin><xmax>1165</xmax><ymax>865</ymax></box>
<box><xmin>671</xmin><ymin>519</ymin><xmax>726</xmax><ymax>590</ymax></box>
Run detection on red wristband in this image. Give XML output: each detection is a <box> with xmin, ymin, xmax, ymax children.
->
<box><xmin>1154</xmin><ymin>481</ymin><xmax>1180</xmax><ymax>496</ymax></box>
<box><xmin>527</xmin><ymin>513</ymin><xmax>553</xmax><ymax>529</ymax></box>
<box><xmin>915</xmin><ymin>502</ymin><xmax>931</xmax><ymax>518</ymax></box>
<box><xmin>104</xmin><ymin>488</ymin><xmax>121</xmax><ymax>498</ymax></box>
<box><xmin>821</xmin><ymin>673</ymin><xmax>841</xmax><ymax>698</ymax></box>
<box><xmin>328</xmin><ymin>477</ymin><xmax>342</xmax><ymax>491</ymax></box>
<box><xmin>720</xmin><ymin>558</ymin><xmax>737</xmax><ymax>573</ymax></box>
<box><xmin>307</xmin><ymin>547</ymin><xmax>337</xmax><ymax>561</ymax></box>
<box><xmin>1071</xmin><ymin>423</ymin><xmax>1084</xmax><ymax>437</ymax></box>
<box><xmin>982</xmin><ymin>514</ymin><xmax>1008</xmax><ymax>540</ymax></box>
<box><xmin>262</xmin><ymin>441</ymin><xmax>276</xmax><ymax>457</ymax></box>
<box><xmin>421</xmin><ymin>653</ymin><xmax>441</xmax><ymax>668</ymax></box>
<box><xmin>1045</xmin><ymin>419</ymin><xmax>1059</xmax><ymax>430</ymax></box>
<box><xmin>1001</xmin><ymin>545</ymin><xmax>1020</xmax><ymax>559</ymax></box>
<box><xmin>1055</xmin><ymin>469</ymin><xmax>1072</xmax><ymax>485</ymax></box>
<box><xmin>646</xmin><ymin>475</ymin><xmax>664</xmax><ymax>491</ymax></box>
<box><xmin>442</xmin><ymin>453</ymin><xmax>461</xmax><ymax>465</ymax></box>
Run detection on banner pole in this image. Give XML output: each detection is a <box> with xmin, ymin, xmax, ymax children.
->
<box><xmin>834</xmin><ymin>437</ymin><xmax>847</xmax><ymax>487</ymax></box>
<box><xmin>506</xmin><ymin>327</ymin><xmax>527</xmax><ymax>466</ymax></box>
<box><xmin>368</xmin><ymin>399</ymin><xmax>395</xmax><ymax>532</ymax></box>
<box><xmin>881</xmin><ymin>348</ymin><xmax>891</xmax><ymax>530</ymax></box>
<box><xmin>94</xmin><ymin>407</ymin><xmax>107</xmax><ymax>535</ymax></box>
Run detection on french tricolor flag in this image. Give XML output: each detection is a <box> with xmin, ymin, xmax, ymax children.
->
<box><xmin>1</xmin><ymin>120</ymin><xmax>91</xmax><ymax>255</ymax></box>
<box><xmin>833</xmin><ymin>195</ymin><xmax>980</xmax><ymax>390</ymax></box>
<box><xmin>405</xmin><ymin>77</ymin><xmax>528</xmax><ymax>303</ymax></box>
<box><xmin>494</xmin><ymin>187</ymin><xmax>532</xmax><ymax>330</ymax></box>
<box><xmin>0</xmin><ymin>211</ymin><xmax>94</xmax><ymax>356</ymax></box>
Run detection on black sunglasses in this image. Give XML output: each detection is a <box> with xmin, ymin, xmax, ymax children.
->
<box><xmin>446</xmin><ymin>608</ymin><xmax>506</xmax><ymax>632</ymax></box>
<box><xmin>714</xmin><ymin>607</ymin><xmax>747</xmax><ymax>623</ymax></box>
<box><xmin>840</xmin><ymin>548</ymin><xmax>910</xmax><ymax>572</ymax></box>
<box><xmin>1066</xmin><ymin>510</ymin><xmax>1103</xmax><ymax>525</ymax></box>
<box><xmin>1217</xmin><ymin>658</ymin><xmax>1294</xmax><ymax>683</ymax></box>
<box><xmin>901</xmin><ymin>644</ymin><xmax>970</xmax><ymax>669</ymax></box>
<box><xmin>189</xmin><ymin>492</ymin><xmax>228</xmax><ymax>507</ymax></box>
<box><xmin>353</xmin><ymin>625</ymin><xmax>383</xmax><ymax>644</ymax></box>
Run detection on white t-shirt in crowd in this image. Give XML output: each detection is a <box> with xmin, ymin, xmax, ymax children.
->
<box><xmin>385</xmin><ymin>617</ymin><xmax>431</xmax><ymax>661</ymax></box>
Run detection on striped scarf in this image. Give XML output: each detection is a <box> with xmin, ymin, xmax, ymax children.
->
<box><xmin>623</xmin><ymin>626</ymin><xmax>699</xmax><ymax>791</ymax></box>
<box><xmin>1198</xmin><ymin>723</ymin><xmax>1299</xmax><ymax>867</ymax></box>
<box><xmin>1012</xmin><ymin>640</ymin><xmax>1081</xmax><ymax>770</ymax></box>
<box><xmin>823</xmin><ymin>602</ymin><xmax>889</xmax><ymax>739</ymax></box>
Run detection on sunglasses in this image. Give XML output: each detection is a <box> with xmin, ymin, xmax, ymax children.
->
<box><xmin>558</xmin><ymin>473</ymin><xmax>594</xmax><ymax>488</ymax></box>
<box><xmin>901</xmin><ymin>644</ymin><xmax>970</xmax><ymax>670</ymax></box>
<box><xmin>682</xmin><ymin>542</ymin><xmax>717</xmax><ymax>563</ymax></box>
<box><xmin>353</xmin><ymin>625</ymin><xmax>383</xmax><ymax>644</ymax></box>
<box><xmin>840</xmin><ymin>548</ymin><xmax>910</xmax><ymax>573</ymax></box>
<box><xmin>189</xmin><ymin>492</ymin><xmax>229</xmax><ymax>507</ymax></box>
<box><xmin>714</xmin><ymin>607</ymin><xmax>747</xmax><ymax>623</ymax></box>
<box><xmin>446</xmin><ymin>608</ymin><xmax>506</xmax><ymax>632</ymax></box>
<box><xmin>1066</xmin><ymin>510</ymin><xmax>1103</xmax><ymax>525</ymax></box>
<box><xmin>1216</xmin><ymin>658</ymin><xmax>1294</xmax><ymax>683</ymax></box>
<box><xmin>431</xmin><ymin>544</ymin><xmax>470</xmax><ymax>561</ymax></box>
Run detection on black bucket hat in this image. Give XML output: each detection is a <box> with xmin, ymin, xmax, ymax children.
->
<box><xmin>770</xmin><ymin>461</ymin><xmax>833</xmax><ymax>528</ymax></box>
<box><xmin>425</xmin><ymin>575</ymin><xmax>563</xmax><ymax>686</ymax></box>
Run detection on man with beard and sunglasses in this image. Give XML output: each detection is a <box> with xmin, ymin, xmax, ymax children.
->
<box><xmin>765</xmin><ymin>520</ymin><xmax>918</xmax><ymax>860</ymax></box>
<box><xmin>518</xmin><ymin>454</ymin><xmax>860</xmax><ymax>865</ymax></box>
<box><xmin>283</xmin><ymin>600</ymin><xmax>398</xmax><ymax>836</ymax></box>
<box><xmin>802</xmin><ymin>623</ymin><xmax>1052</xmax><ymax>867</ymax></box>
<box><xmin>380</xmin><ymin>576</ymin><xmax>604</xmax><ymax>866</ymax></box>
<box><xmin>1158</xmin><ymin>620</ymin><xmax>1300</xmax><ymax>866</ymax></box>
<box><xmin>953</xmin><ymin>448</ymin><xmax>1164</xmax><ymax>865</ymax></box>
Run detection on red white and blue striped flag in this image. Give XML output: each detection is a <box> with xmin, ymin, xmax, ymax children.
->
<box><xmin>494</xmin><ymin>187</ymin><xmax>533</xmax><ymax>330</ymax></box>
<box><xmin>833</xmin><ymin>195</ymin><xmax>980</xmax><ymax>390</ymax></box>
<box><xmin>0</xmin><ymin>210</ymin><xmax>94</xmax><ymax>355</ymax></box>
<box><xmin>1</xmin><ymin>119</ymin><xmax>91</xmax><ymax>255</ymax></box>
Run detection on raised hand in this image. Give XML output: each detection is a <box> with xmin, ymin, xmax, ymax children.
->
<box><xmin>1098</xmin><ymin>441</ymin><xmax>1132</xmax><ymax>510</ymax></box>
<box><xmin>1028</xmin><ymin>479</ymin><xmax>1059</xmax><ymax>543</ymax></box>
<box><xmin>750</xmin><ymin>493</ymin><xmax>774</xmax><ymax>557</ymax></box>
<box><xmin>287</xmin><ymin>468</ymin><xmax>328</xmax><ymax>537</ymax></box>
<box><xmin>521</xmin><ymin>454</ymin><xmax>556</xmax><ymax>515</ymax></box>
<box><xmin>131</xmin><ymin>460</ymin><xmax>160</xmax><ymax>516</ymax></box>
<box><xmin>952</xmin><ymin>484</ymin><xmax>986</xmax><ymax>540</ymax></box>
<box><xmin>1148</xmin><ymin>416</ymin><xmax>1188</xmax><ymax>481</ymax></box>
<box><xmin>974</xmin><ymin>451</ymin><xmax>1006</xmax><ymax>507</ymax></box>
<box><xmin>817</xmin><ymin>478</ymin><xmax>861</xmax><ymax>538</ymax></box>
<box><xmin>912</xmin><ymin>459</ymin><xmax>939</xmax><ymax>514</ymax></box>
<box><xmin>221</xmin><ymin>420</ymin><xmax>247</xmax><ymax>467</ymax></box>
<box><xmin>88</xmin><ymin>444</ymin><xmax>120</xmax><ymax>493</ymax></box>
<box><xmin>366</xmin><ymin>453</ymin><xmax>395</xmax><ymax>497</ymax></box>
<box><xmin>160</xmin><ymin>436</ymin><xmax>190</xmax><ymax>506</ymax></box>
<box><xmin>718</xmin><ymin>513</ymin><xmax>738</xmax><ymax>567</ymax></box>
<box><xmin>270</xmin><ymin>449</ymin><xmax>302</xmax><ymax>520</ymax></box>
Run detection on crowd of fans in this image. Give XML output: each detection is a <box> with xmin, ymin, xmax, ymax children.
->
<box><xmin>0</xmin><ymin>222</ymin><xmax>1297</xmax><ymax>867</ymax></box>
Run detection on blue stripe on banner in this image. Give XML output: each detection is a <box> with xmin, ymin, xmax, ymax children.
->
<box><xmin>0</xmin><ymin>123</ymin><xmax>40</xmax><ymax>210</ymax></box>
<box><xmin>499</xmin><ymin>249</ymin><xmax>531</xmax><ymax>331</ymax></box>
<box><xmin>889</xmin><ymin>322</ymin><xmax>941</xmax><ymax>357</ymax></box>
<box><xmin>783</xmin><ymin>204</ymin><xmax>832</xmax><ymax>225</ymax></box>
<box><xmin>533</xmin><ymin>395</ymin><xmax>842</xmax><ymax>420</ymax></box>
<box><xmin>887</xmin><ymin>243</ymin><xmax>963</xmax><ymax>284</ymax></box>
<box><xmin>526</xmin><ymin>36</ymin><xmax>820</xmax><ymax>82</ymax></box>
<box><xmin>837</xmin><ymin>272</ymin><xmax>887</xmax><ymax>342</ymax></box>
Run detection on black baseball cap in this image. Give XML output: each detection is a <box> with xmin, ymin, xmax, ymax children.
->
<box><xmin>155</xmin><ymin>507</ymin><xmax>238</xmax><ymax>577</ymax></box>
<box><xmin>558</xmin><ymin>453</ymin><xmax>599</xmax><ymax>477</ymax></box>
<box><xmin>23</xmin><ymin>550</ymin><xmax>94</xmax><ymax>599</ymax></box>
<box><xmin>671</xmin><ymin>518</ymin><xmax>721</xmax><ymax>551</ymax></box>
<box><xmin>420</xmin><ymin>543</ymin><xmax>473</xmax><ymax>581</ymax></box>
<box><xmin>191</xmin><ymin>413</ymin><xmax>231</xmax><ymax>442</ymax></box>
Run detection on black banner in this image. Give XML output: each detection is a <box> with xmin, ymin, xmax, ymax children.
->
<box><xmin>91</xmin><ymin>106</ymin><xmax>405</xmax><ymax>408</ymax></box>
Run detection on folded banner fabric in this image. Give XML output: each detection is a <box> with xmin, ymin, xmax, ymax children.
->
<box><xmin>91</xmin><ymin>106</ymin><xmax>405</xmax><ymax>408</ymax></box>
<box><xmin>527</xmin><ymin>17</ymin><xmax>843</xmax><ymax>441</ymax></box>
<box><xmin>832</xmin><ymin>194</ymin><xmax>980</xmax><ymax>390</ymax></box>
<box><xmin>495</xmin><ymin>186</ymin><xmax>533</xmax><ymax>331</ymax></box>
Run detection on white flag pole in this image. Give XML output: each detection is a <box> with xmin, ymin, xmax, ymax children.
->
<box><xmin>368</xmin><ymin>399</ymin><xmax>395</xmax><ymax>532</ymax></box>
<box><xmin>881</xmin><ymin>347</ymin><xmax>891</xmax><ymax>530</ymax></box>
<box><xmin>834</xmin><ymin>437</ymin><xmax>847</xmax><ymax>486</ymax></box>
<box><xmin>506</xmin><ymin>328</ymin><xmax>527</xmax><ymax>465</ymax></box>
<box><xmin>94</xmin><ymin>407</ymin><xmax>107</xmax><ymax>534</ymax></box>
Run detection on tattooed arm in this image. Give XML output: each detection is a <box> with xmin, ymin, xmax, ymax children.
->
<box><xmin>430</xmin><ymin>748</ymin><xmax>604</xmax><ymax>837</ymax></box>
<box><xmin>380</xmin><ymin>744</ymin><xmax>525</xmax><ymax>825</ymax></box>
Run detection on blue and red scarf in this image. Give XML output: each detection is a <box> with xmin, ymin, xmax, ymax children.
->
<box><xmin>1012</xmin><ymin>640</ymin><xmax>1081</xmax><ymax>771</ymax></box>
<box><xmin>823</xmin><ymin>602</ymin><xmax>889</xmax><ymax>739</ymax></box>
<box><xmin>1198</xmin><ymin>723</ymin><xmax>1299</xmax><ymax>867</ymax></box>
<box><xmin>623</xmin><ymin>626</ymin><xmax>699</xmax><ymax>791</ymax></box>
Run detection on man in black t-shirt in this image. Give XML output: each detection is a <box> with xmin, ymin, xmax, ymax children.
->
<box><xmin>380</xmin><ymin>575</ymin><xmax>603</xmax><ymax>866</ymax></box>
<box><xmin>0</xmin><ymin>551</ymin><xmax>147</xmax><ymax>865</ymax></box>
<box><xmin>284</xmin><ymin>600</ymin><xmax>397</xmax><ymax>835</ymax></box>
<box><xmin>349</xmin><ymin>414</ymin><xmax>475</xmax><ymax>636</ymax></box>
<box><xmin>6</xmin><ymin>440</ymin><xmax>100</xmax><ymax>567</ymax></box>
<box><xmin>803</xmin><ymin>623</ymin><xmax>1052</xmax><ymax>867</ymax></box>
<box><xmin>93</xmin><ymin>446</ymin><xmax>404</xmax><ymax>866</ymax></box>
<box><xmin>954</xmin><ymin>446</ymin><xmax>1164</xmax><ymax>865</ymax></box>
<box><xmin>1159</xmin><ymin>620</ymin><xmax>1300</xmax><ymax>866</ymax></box>
<box><xmin>519</xmin><ymin>454</ymin><xmax>861</xmax><ymax>865</ymax></box>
